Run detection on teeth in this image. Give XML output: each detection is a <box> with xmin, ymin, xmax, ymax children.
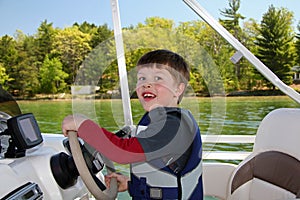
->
<box><xmin>144</xmin><ymin>93</ymin><xmax>155</xmax><ymax>98</ymax></box>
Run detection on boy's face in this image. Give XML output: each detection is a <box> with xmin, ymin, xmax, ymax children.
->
<box><xmin>136</xmin><ymin>65</ymin><xmax>184</xmax><ymax>111</ymax></box>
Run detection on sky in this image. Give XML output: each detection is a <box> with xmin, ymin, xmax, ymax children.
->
<box><xmin>0</xmin><ymin>0</ymin><xmax>299</xmax><ymax>37</ymax></box>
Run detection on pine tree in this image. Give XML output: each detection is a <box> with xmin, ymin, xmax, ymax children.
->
<box><xmin>219</xmin><ymin>0</ymin><xmax>245</xmax><ymax>81</ymax></box>
<box><xmin>255</xmin><ymin>5</ymin><xmax>295</xmax><ymax>89</ymax></box>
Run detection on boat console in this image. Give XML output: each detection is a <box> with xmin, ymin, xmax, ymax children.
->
<box><xmin>0</xmin><ymin>88</ymin><xmax>90</xmax><ymax>200</ymax></box>
<box><xmin>2</xmin><ymin>113</ymin><xmax>43</xmax><ymax>158</ymax></box>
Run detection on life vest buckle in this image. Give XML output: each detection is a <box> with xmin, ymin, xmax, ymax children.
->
<box><xmin>150</xmin><ymin>188</ymin><xmax>162</xmax><ymax>199</ymax></box>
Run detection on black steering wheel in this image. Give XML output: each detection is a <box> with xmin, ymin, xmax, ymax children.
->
<box><xmin>0</xmin><ymin>111</ymin><xmax>12</xmax><ymax>157</ymax></box>
<box><xmin>0</xmin><ymin>111</ymin><xmax>11</xmax><ymax>132</ymax></box>
<box><xmin>68</xmin><ymin>131</ymin><xmax>118</xmax><ymax>199</ymax></box>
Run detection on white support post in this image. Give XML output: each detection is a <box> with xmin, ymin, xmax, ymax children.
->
<box><xmin>110</xmin><ymin>0</ymin><xmax>133</xmax><ymax>126</ymax></box>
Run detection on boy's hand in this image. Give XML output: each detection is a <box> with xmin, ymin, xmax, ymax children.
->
<box><xmin>115</xmin><ymin>125</ymin><xmax>136</xmax><ymax>138</ymax></box>
<box><xmin>105</xmin><ymin>172</ymin><xmax>129</xmax><ymax>192</ymax></box>
<box><xmin>62</xmin><ymin>114</ymin><xmax>88</xmax><ymax>136</ymax></box>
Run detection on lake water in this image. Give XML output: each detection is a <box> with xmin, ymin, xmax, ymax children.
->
<box><xmin>17</xmin><ymin>96</ymin><xmax>299</xmax><ymax>135</ymax></box>
<box><xmin>17</xmin><ymin>96</ymin><xmax>299</xmax><ymax>155</ymax></box>
<box><xmin>17</xmin><ymin>96</ymin><xmax>299</xmax><ymax>162</ymax></box>
<box><xmin>16</xmin><ymin>96</ymin><xmax>299</xmax><ymax>199</ymax></box>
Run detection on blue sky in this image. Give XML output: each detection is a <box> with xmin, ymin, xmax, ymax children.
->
<box><xmin>0</xmin><ymin>0</ymin><xmax>299</xmax><ymax>36</ymax></box>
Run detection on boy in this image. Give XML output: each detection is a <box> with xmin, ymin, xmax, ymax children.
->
<box><xmin>62</xmin><ymin>49</ymin><xmax>203</xmax><ymax>199</ymax></box>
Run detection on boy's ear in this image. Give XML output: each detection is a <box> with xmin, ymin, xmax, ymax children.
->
<box><xmin>175</xmin><ymin>83</ymin><xmax>185</xmax><ymax>97</ymax></box>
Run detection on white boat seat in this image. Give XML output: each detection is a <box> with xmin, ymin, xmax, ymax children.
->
<box><xmin>227</xmin><ymin>108</ymin><xmax>300</xmax><ymax>200</ymax></box>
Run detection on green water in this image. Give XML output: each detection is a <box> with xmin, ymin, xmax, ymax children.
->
<box><xmin>16</xmin><ymin>96</ymin><xmax>299</xmax><ymax>199</ymax></box>
<box><xmin>17</xmin><ymin>96</ymin><xmax>299</xmax><ymax>162</ymax></box>
<box><xmin>17</xmin><ymin>96</ymin><xmax>299</xmax><ymax>160</ymax></box>
<box><xmin>17</xmin><ymin>96</ymin><xmax>299</xmax><ymax>135</ymax></box>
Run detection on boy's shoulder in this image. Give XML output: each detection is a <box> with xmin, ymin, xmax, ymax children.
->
<box><xmin>163</xmin><ymin>107</ymin><xmax>192</xmax><ymax>116</ymax></box>
<box><xmin>149</xmin><ymin>106</ymin><xmax>187</xmax><ymax>114</ymax></box>
<box><xmin>149</xmin><ymin>107</ymin><xmax>193</xmax><ymax>120</ymax></box>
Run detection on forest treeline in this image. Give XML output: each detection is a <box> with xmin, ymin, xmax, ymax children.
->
<box><xmin>0</xmin><ymin>0</ymin><xmax>300</xmax><ymax>98</ymax></box>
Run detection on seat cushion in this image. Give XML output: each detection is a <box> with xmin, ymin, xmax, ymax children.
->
<box><xmin>230</xmin><ymin>178</ymin><xmax>296</xmax><ymax>200</ymax></box>
<box><xmin>230</xmin><ymin>151</ymin><xmax>300</xmax><ymax>197</ymax></box>
<box><xmin>254</xmin><ymin>108</ymin><xmax>300</xmax><ymax>160</ymax></box>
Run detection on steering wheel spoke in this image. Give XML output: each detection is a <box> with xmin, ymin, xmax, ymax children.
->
<box><xmin>68</xmin><ymin>131</ymin><xmax>118</xmax><ymax>200</ymax></box>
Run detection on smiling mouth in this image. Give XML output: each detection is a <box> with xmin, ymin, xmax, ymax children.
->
<box><xmin>142</xmin><ymin>92</ymin><xmax>156</xmax><ymax>99</ymax></box>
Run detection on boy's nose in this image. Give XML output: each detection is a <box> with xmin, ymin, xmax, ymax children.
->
<box><xmin>143</xmin><ymin>83</ymin><xmax>152</xmax><ymax>88</ymax></box>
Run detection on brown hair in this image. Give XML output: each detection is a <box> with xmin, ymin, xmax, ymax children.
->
<box><xmin>137</xmin><ymin>49</ymin><xmax>190</xmax><ymax>103</ymax></box>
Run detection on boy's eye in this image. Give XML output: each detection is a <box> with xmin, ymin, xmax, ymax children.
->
<box><xmin>154</xmin><ymin>76</ymin><xmax>162</xmax><ymax>81</ymax></box>
<box><xmin>138</xmin><ymin>77</ymin><xmax>146</xmax><ymax>81</ymax></box>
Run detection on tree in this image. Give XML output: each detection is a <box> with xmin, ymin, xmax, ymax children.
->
<box><xmin>0</xmin><ymin>35</ymin><xmax>18</xmax><ymax>68</ymax></box>
<box><xmin>241</xmin><ymin>19</ymin><xmax>262</xmax><ymax>90</ymax></box>
<box><xmin>0</xmin><ymin>63</ymin><xmax>12</xmax><ymax>90</ymax></box>
<box><xmin>138</xmin><ymin>17</ymin><xmax>175</xmax><ymax>29</ymax></box>
<box><xmin>219</xmin><ymin>0</ymin><xmax>245</xmax><ymax>81</ymax></box>
<box><xmin>35</xmin><ymin>20</ymin><xmax>56</xmax><ymax>64</ymax></box>
<box><xmin>0</xmin><ymin>35</ymin><xmax>18</xmax><ymax>92</ymax></box>
<box><xmin>40</xmin><ymin>56</ymin><xmax>68</xmax><ymax>94</ymax></box>
<box><xmin>91</xmin><ymin>24</ymin><xmax>113</xmax><ymax>48</ymax></box>
<box><xmin>255</xmin><ymin>5</ymin><xmax>295</xmax><ymax>89</ymax></box>
<box><xmin>295</xmin><ymin>23</ymin><xmax>300</xmax><ymax>65</ymax></box>
<box><xmin>74</xmin><ymin>22</ymin><xmax>113</xmax><ymax>48</ymax></box>
<box><xmin>220</xmin><ymin>0</ymin><xmax>245</xmax><ymax>36</ymax></box>
<box><xmin>52</xmin><ymin>27</ymin><xmax>91</xmax><ymax>84</ymax></box>
<box><xmin>2</xmin><ymin>31</ymin><xmax>40</xmax><ymax>96</ymax></box>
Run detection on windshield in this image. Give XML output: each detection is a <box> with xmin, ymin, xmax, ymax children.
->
<box><xmin>0</xmin><ymin>86</ymin><xmax>21</xmax><ymax>117</ymax></box>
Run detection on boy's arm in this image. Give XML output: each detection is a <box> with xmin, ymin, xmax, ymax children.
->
<box><xmin>78</xmin><ymin>119</ymin><xmax>146</xmax><ymax>164</ymax></box>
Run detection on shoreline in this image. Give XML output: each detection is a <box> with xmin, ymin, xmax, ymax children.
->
<box><xmin>13</xmin><ymin>89</ymin><xmax>299</xmax><ymax>101</ymax></box>
<box><xmin>11</xmin><ymin>83</ymin><xmax>300</xmax><ymax>101</ymax></box>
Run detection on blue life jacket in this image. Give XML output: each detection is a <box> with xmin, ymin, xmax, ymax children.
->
<box><xmin>128</xmin><ymin>109</ymin><xmax>203</xmax><ymax>199</ymax></box>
